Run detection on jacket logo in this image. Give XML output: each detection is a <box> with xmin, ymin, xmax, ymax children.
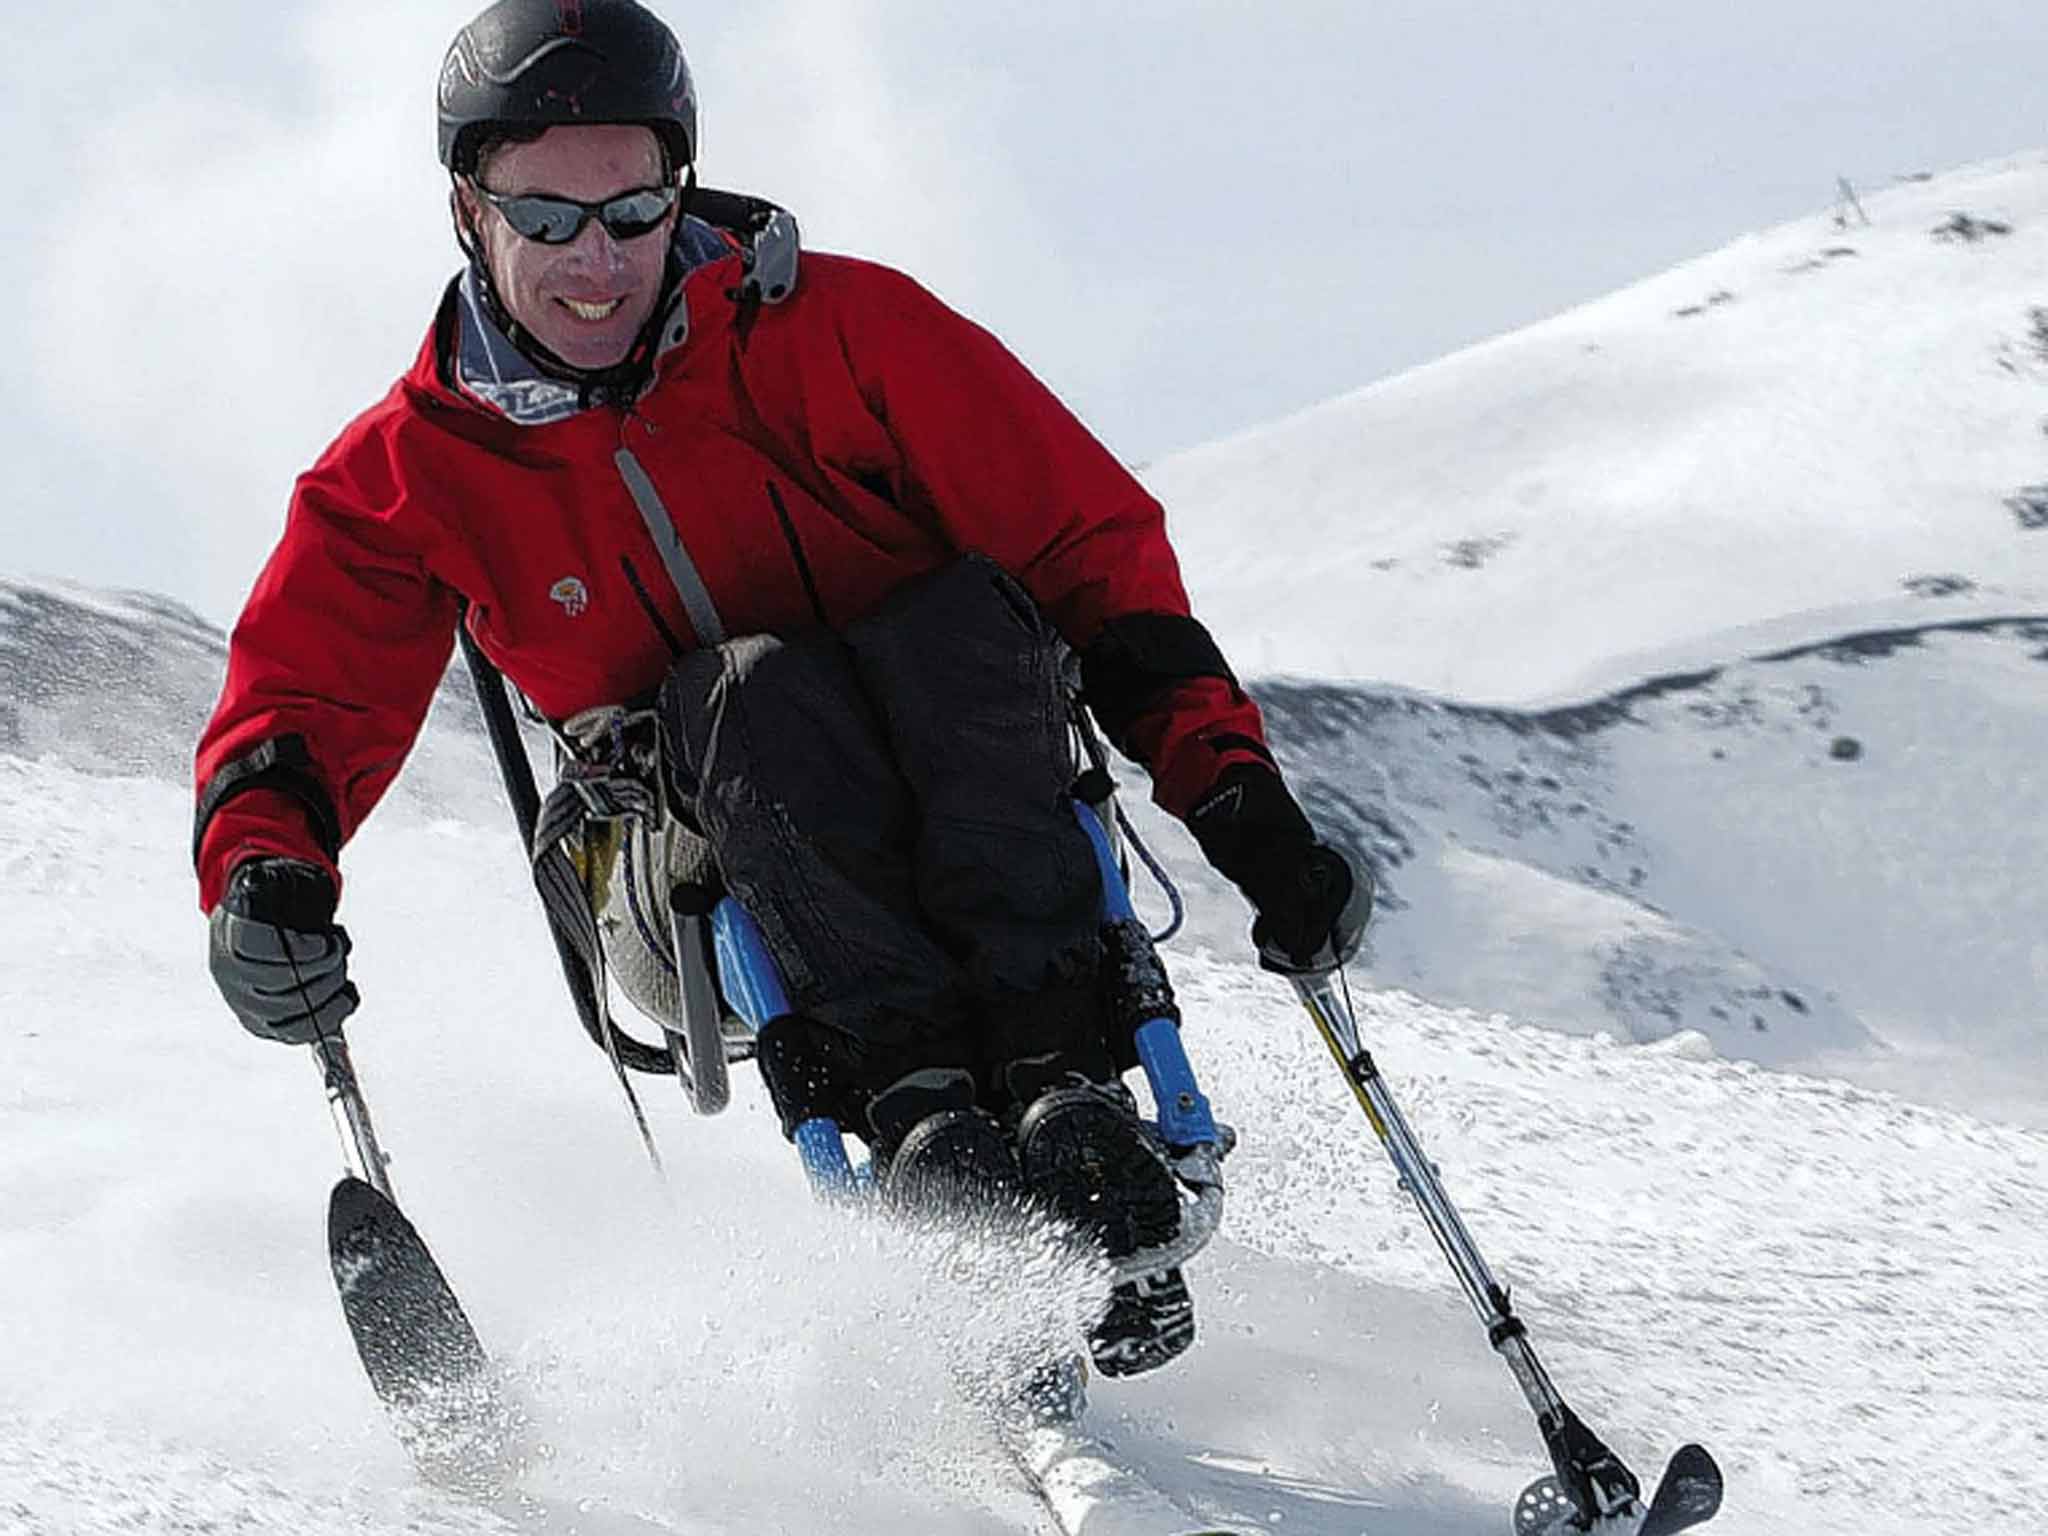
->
<box><xmin>549</xmin><ymin>576</ymin><xmax>590</xmax><ymax>617</ymax></box>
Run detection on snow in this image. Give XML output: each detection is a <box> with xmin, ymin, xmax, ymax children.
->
<box><xmin>4</xmin><ymin>759</ymin><xmax>2043</xmax><ymax>1534</ymax></box>
<box><xmin>5</xmin><ymin>151</ymin><xmax>2048</xmax><ymax>1534</ymax></box>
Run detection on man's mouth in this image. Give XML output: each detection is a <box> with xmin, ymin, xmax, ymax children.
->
<box><xmin>560</xmin><ymin>297</ymin><xmax>626</xmax><ymax>321</ymax></box>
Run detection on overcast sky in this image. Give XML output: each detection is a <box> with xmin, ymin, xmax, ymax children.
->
<box><xmin>7</xmin><ymin>1</ymin><xmax>2043</xmax><ymax>623</ymax></box>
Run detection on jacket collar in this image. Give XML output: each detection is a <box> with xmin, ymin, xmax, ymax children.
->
<box><xmin>450</xmin><ymin>214</ymin><xmax>744</xmax><ymax>426</ymax></box>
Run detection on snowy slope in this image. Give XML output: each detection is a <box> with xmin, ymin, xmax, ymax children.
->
<box><xmin>1115</xmin><ymin>615</ymin><xmax>2048</xmax><ymax>1121</ymax></box>
<box><xmin>0</xmin><ymin>576</ymin><xmax>499</xmax><ymax>815</ymax></box>
<box><xmin>1151</xmin><ymin>154</ymin><xmax>2048</xmax><ymax>702</ymax></box>
<box><xmin>4</xmin><ymin>760</ymin><xmax>2045</xmax><ymax>1536</ymax></box>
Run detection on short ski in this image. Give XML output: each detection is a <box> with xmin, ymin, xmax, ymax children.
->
<box><xmin>485</xmin><ymin>1489</ymin><xmax>693</xmax><ymax>1536</ymax></box>
<box><xmin>1004</xmin><ymin>1418</ymin><xmax>1240</xmax><ymax>1536</ymax></box>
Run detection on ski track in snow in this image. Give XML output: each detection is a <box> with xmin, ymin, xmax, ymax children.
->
<box><xmin>4</xmin><ymin>759</ymin><xmax>2045</xmax><ymax>1535</ymax></box>
<box><xmin>0</xmin><ymin>1420</ymin><xmax>515</xmax><ymax>1536</ymax></box>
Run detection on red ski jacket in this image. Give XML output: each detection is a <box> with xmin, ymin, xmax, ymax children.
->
<box><xmin>194</xmin><ymin>216</ymin><xmax>1273</xmax><ymax>911</ymax></box>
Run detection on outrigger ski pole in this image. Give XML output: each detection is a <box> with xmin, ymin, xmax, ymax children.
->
<box><xmin>1290</xmin><ymin>972</ymin><xmax>1724</xmax><ymax>1536</ymax></box>
<box><xmin>312</xmin><ymin>1030</ymin><xmax>507</xmax><ymax>1491</ymax></box>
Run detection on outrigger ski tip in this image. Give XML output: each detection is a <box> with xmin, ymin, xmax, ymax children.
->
<box><xmin>328</xmin><ymin>1175</ymin><xmax>483</xmax><ymax>1394</ymax></box>
<box><xmin>1516</xmin><ymin>1443</ymin><xmax>1724</xmax><ymax>1536</ymax></box>
<box><xmin>328</xmin><ymin>1175</ymin><xmax>505</xmax><ymax>1481</ymax></box>
<box><xmin>315</xmin><ymin>1037</ymin><xmax>513</xmax><ymax>1493</ymax></box>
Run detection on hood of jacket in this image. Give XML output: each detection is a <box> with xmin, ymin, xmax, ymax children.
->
<box><xmin>449</xmin><ymin>201</ymin><xmax>799</xmax><ymax>426</ymax></box>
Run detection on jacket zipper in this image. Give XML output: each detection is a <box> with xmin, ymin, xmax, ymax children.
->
<box><xmin>764</xmin><ymin>479</ymin><xmax>831</xmax><ymax>628</ymax></box>
<box><xmin>613</xmin><ymin>446</ymin><xmax>728</xmax><ymax>646</ymax></box>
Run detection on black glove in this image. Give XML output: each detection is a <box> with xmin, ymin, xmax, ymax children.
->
<box><xmin>1188</xmin><ymin>763</ymin><xmax>1373</xmax><ymax>975</ymax></box>
<box><xmin>208</xmin><ymin>858</ymin><xmax>358</xmax><ymax>1044</ymax></box>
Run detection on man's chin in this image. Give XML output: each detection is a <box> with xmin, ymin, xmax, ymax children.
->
<box><xmin>525</xmin><ymin>308</ymin><xmax>644</xmax><ymax>372</ymax></box>
<box><xmin>538</xmin><ymin>332</ymin><xmax>634</xmax><ymax>371</ymax></box>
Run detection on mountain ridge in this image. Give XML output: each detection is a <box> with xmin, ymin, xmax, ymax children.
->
<box><xmin>1151</xmin><ymin>151</ymin><xmax>2048</xmax><ymax>700</ymax></box>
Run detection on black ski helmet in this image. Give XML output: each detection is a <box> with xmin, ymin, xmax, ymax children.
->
<box><xmin>437</xmin><ymin>0</ymin><xmax>698</xmax><ymax>177</ymax></box>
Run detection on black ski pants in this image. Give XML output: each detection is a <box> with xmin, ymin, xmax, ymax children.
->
<box><xmin>659</xmin><ymin>558</ymin><xmax>1112</xmax><ymax>1127</ymax></box>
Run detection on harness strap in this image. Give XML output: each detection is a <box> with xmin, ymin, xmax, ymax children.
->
<box><xmin>614</xmin><ymin>447</ymin><xmax>728</xmax><ymax>645</ymax></box>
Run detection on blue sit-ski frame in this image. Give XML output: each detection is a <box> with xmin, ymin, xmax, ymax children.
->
<box><xmin>708</xmin><ymin>799</ymin><xmax>1220</xmax><ymax>1195</ymax></box>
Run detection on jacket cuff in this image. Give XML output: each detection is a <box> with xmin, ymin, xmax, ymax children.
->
<box><xmin>1116</xmin><ymin>674</ymin><xmax>1278</xmax><ymax>819</ymax></box>
<box><xmin>194</xmin><ymin>734</ymin><xmax>342</xmax><ymax>867</ymax></box>
<box><xmin>196</xmin><ymin>790</ymin><xmax>340</xmax><ymax>912</ymax></box>
<box><xmin>1079</xmin><ymin>611</ymin><xmax>1240</xmax><ymax>755</ymax></box>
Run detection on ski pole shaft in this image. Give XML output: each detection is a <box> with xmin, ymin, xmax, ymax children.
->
<box><xmin>1294</xmin><ymin>976</ymin><xmax>1706</xmax><ymax>1529</ymax></box>
<box><xmin>1291</xmin><ymin>974</ymin><xmax>1570</xmax><ymax>1425</ymax></box>
<box><xmin>310</xmin><ymin>1031</ymin><xmax>396</xmax><ymax>1201</ymax></box>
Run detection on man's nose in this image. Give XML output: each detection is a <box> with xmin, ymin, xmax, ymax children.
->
<box><xmin>563</xmin><ymin>217</ymin><xmax>629</xmax><ymax>270</ymax></box>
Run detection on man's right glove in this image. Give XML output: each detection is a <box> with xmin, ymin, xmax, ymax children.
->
<box><xmin>208</xmin><ymin>857</ymin><xmax>358</xmax><ymax>1044</ymax></box>
<box><xmin>1187</xmin><ymin>763</ymin><xmax>1373</xmax><ymax>976</ymax></box>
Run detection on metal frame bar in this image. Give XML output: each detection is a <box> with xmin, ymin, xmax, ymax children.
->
<box><xmin>751</xmin><ymin>798</ymin><xmax>1226</xmax><ymax>1237</ymax></box>
<box><xmin>312</xmin><ymin>1032</ymin><xmax>396</xmax><ymax>1200</ymax></box>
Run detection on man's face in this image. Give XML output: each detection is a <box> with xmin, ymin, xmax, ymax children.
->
<box><xmin>460</xmin><ymin>124</ymin><xmax>678</xmax><ymax>372</ymax></box>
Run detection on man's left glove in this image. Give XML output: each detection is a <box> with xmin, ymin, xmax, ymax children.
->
<box><xmin>208</xmin><ymin>857</ymin><xmax>359</xmax><ymax>1044</ymax></box>
<box><xmin>1188</xmin><ymin>763</ymin><xmax>1373</xmax><ymax>975</ymax></box>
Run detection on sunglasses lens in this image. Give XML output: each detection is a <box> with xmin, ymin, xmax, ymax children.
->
<box><xmin>599</xmin><ymin>188</ymin><xmax>677</xmax><ymax>239</ymax></box>
<box><xmin>498</xmin><ymin>196</ymin><xmax>587</xmax><ymax>244</ymax></box>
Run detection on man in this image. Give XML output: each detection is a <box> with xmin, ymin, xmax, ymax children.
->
<box><xmin>199</xmin><ymin>0</ymin><xmax>1367</xmax><ymax>1381</ymax></box>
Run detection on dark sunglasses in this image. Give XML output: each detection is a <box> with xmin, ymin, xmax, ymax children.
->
<box><xmin>472</xmin><ymin>183</ymin><xmax>679</xmax><ymax>245</ymax></box>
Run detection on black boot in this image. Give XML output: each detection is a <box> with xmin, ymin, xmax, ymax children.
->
<box><xmin>1015</xmin><ymin>1084</ymin><xmax>1195</xmax><ymax>1377</ymax></box>
<box><xmin>870</xmin><ymin>1067</ymin><xmax>1023</xmax><ymax>1218</ymax></box>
